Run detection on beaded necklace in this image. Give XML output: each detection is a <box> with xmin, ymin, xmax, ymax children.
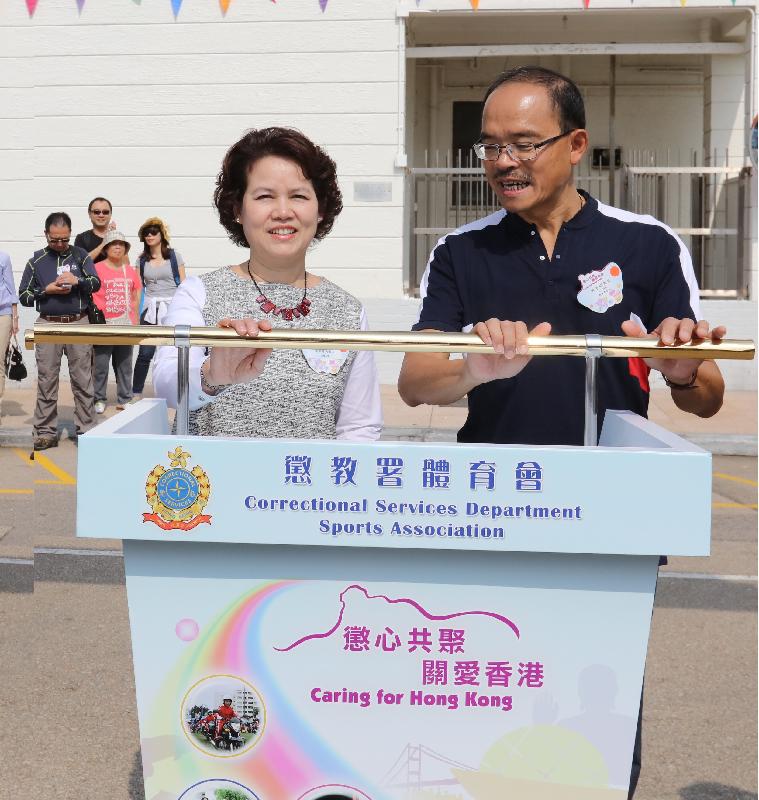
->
<box><xmin>245</xmin><ymin>259</ymin><xmax>311</xmax><ymax>321</ymax></box>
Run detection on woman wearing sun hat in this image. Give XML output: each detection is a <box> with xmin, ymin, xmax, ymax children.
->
<box><xmin>91</xmin><ymin>230</ymin><xmax>142</xmax><ymax>413</ymax></box>
<box><xmin>131</xmin><ymin>217</ymin><xmax>186</xmax><ymax>400</ymax></box>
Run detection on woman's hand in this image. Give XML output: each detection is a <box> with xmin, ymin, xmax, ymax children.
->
<box><xmin>203</xmin><ymin>317</ymin><xmax>273</xmax><ymax>387</ymax></box>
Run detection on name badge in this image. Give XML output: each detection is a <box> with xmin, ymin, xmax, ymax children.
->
<box><xmin>302</xmin><ymin>349</ymin><xmax>350</xmax><ymax>375</ymax></box>
<box><xmin>577</xmin><ymin>262</ymin><xmax>623</xmax><ymax>313</ymax></box>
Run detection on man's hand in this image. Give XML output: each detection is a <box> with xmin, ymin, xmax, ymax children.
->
<box><xmin>621</xmin><ymin>317</ymin><xmax>725</xmax><ymax>417</ymax></box>
<box><xmin>398</xmin><ymin>319</ymin><xmax>553</xmax><ymax>408</ymax></box>
<box><xmin>621</xmin><ymin>317</ymin><xmax>726</xmax><ymax>385</ymax></box>
<box><xmin>44</xmin><ymin>280</ymin><xmax>71</xmax><ymax>294</ymax></box>
<box><xmin>204</xmin><ymin>318</ymin><xmax>273</xmax><ymax>387</ymax></box>
<box><xmin>465</xmin><ymin>319</ymin><xmax>553</xmax><ymax>384</ymax></box>
<box><xmin>55</xmin><ymin>271</ymin><xmax>80</xmax><ymax>287</ymax></box>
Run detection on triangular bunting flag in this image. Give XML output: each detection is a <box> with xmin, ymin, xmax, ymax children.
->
<box><xmin>25</xmin><ymin>0</ymin><xmax>38</xmax><ymax>15</ymax></box>
<box><xmin>171</xmin><ymin>0</ymin><xmax>182</xmax><ymax>17</ymax></box>
<box><xmin>470</xmin><ymin>0</ymin><xmax>479</xmax><ymax>8</ymax></box>
<box><xmin>319</xmin><ymin>0</ymin><xmax>328</xmax><ymax>10</ymax></box>
<box><xmin>680</xmin><ymin>0</ymin><xmax>686</xmax><ymax>5</ymax></box>
<box><xmin>76</xmin><ymin>0</ymin><xmax>85</xmax><ymax>12</ymax></box>
<box><xmin>583</xmin><ymin>0</ymin><xmax>590</xmax><ymax>7</ymax></box>
<box><xmin>220</xmin><ymin>0</ymin><xmax>231</xmax><ymax>12</ymax></box>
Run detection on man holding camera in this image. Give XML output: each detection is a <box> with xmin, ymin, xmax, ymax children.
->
<box><xmin>18</xmin><ymin>212</ymin><xmax>101</xmax><ymax>451</ymax></box>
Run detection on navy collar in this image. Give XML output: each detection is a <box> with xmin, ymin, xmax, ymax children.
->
<box><xmin>564</xmin><ymin>189</ymin><xmax>597</xmax><ymax>230</ymax></box>
<box><xmin>502</xmin><ymin>190</ymin><xmax>598</xmax><ymax>234</ymax></box>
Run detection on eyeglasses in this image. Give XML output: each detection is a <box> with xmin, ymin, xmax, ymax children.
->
<box><xmin>90</xmin><ymin>209</ymin><xmax>111</xmax><ymax>216</ymax></box>
<box><xmin>472</xmin><ymin>131</ymin><xmax>572</xmax><ymax>162</ymax></box>
<box><xmin>142</xmin><ymin>227</ymin><xmax>160</xmax><ymax>237</ymax></box>
<box><xmin>47</xmin><ymin>237</ymin><xmax>70</xmax><ymax>244</ymax></box>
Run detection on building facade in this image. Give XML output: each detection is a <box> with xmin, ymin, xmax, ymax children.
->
<box><xmin>1</xmin><ymin>0</ymin><xmax>755</xmax><ymax>387</ymax></box>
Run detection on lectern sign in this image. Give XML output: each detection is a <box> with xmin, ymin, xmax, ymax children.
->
<box><xmin>125</xmin><ymin>547</ymin><xmax>650</xmax><ymax>800</ymax></box>
<box><xmin>78</xmin><ymin>409</ymin><xmax>710</xmax><ymax>557</ymax></box>
<box><xmin>77</xmin><ymin>404</ymin><xmax>712</xmax><ymax>800</ymax></box>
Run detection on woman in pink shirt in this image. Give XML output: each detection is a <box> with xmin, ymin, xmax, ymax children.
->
<box><xmin>91</xmin><ymin>230</ymin><xmax>142</xmax><ymax>413</ymax></box>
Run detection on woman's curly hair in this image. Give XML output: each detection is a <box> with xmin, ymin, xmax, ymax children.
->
<box><xmin>214</xmin><ymin>127</ymin><xmax>343</xmax><ymax>248</ymax></box>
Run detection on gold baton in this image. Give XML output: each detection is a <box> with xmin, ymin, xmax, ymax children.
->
<box><xmin>25</xmin><ymin>323</ymin><xmax>755</xmax><ymax>361</ymax></box>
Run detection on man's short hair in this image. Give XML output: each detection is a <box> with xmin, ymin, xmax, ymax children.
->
<box><xmin>45</xmin><ymin>212</ymin><xmax>72</xmax><ymax>232</ymax></box>
<box><xmin>87</xmin><ymin>196</ymin><xmax>112</xmax><ymax>213</ymax></box>
<box><xmin>483</xmin><ymin>66</ymin><xmax>586</xmax><ymax>132</ymax></box>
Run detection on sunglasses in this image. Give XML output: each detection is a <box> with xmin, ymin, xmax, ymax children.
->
<box><xmin>47</xmin><ymin>237</ymin><xmax>70</xmax><ymax>244</ymax></box>
<box><xmin>90</xmin><ymin>209</ymin><xmax>111</xmax><ymax>216</ymax></box>
<box><xmin>142</xmin><ymin>227</ymin><xmax>161</xmax><ymax>237</ymax></box>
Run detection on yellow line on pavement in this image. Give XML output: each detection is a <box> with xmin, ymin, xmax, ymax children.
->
<box><xmin>12</xmin><ymin>448</ymin><xmax>76</xmax><ymax>486</ymax></box>
<box><xmin>12</xmin><ymin>449</ymin><xmax>34</xmax><ymax>467</ymax></box>
<box><xmin>713</xmin><ymin>502</ymin><xmax>758</xmax><ymax>510</ymax></box>
<box><xmin>32</xmin><ymin>452</ymin><xmax>76</xmax><ymax>485</ymax></box>
<box><xmin>0</xmin><ymin>489</ymin><xmax>33</xmax><ymax>494</ymax></box>
<box><xmin>713</xmin><ymin>472</ymin><xmax>758</xmax><ymax>487</ymax></box>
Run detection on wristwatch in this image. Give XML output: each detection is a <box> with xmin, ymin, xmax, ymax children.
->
<box><xmin>663</xmin><ymin>369</ymin><xmax>699</xmax><ymax>390</ymax></box>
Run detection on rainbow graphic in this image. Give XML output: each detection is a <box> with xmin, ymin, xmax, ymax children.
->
<box><xmin>142</xmin><ymin>580</ymin><xmax>385</xmax><ymax>800</ymax></box>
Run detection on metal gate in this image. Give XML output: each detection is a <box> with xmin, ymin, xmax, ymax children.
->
<box><xmin>407</xmin><ymin>149</ymin><xmax>751</xmax><ymax>298</ymax></box>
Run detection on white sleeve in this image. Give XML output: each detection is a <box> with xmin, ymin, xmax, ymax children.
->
<box><xmin>335</xmin><ymin>306</ymin><xmax>382</xmax><ymax>441</ymax></box>
<box><xmin>152</xmin><ymin>276</ymin><xmax>218</xmax><ymax>411</ymax></box>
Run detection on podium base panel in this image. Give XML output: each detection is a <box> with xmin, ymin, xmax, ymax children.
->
<box><xmin>124</xmin><ymin>540</ymin><xmax>658</xmax><ymax>800</ymax></box>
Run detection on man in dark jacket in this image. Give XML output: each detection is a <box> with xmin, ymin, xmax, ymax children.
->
<box><xmin>74</xmin><ymin>196</ymin><xmax>117</xmax><ymax>264</ymax></box>
<box><xmin>19</xmin><ymin>212</ymin><xmax>101</xmax><ymax>450</ymax></box>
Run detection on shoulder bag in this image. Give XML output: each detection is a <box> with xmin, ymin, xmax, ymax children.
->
<box><xmin>5</xmin><ymin>334</ymin><xmax>27</xmax><ymax>381</ymax></box>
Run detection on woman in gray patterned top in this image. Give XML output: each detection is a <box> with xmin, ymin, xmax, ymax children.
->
<box><xmin>153</xmin><ymin>127</ymin><xmax>381</xmax><ymax>440</ymax></box>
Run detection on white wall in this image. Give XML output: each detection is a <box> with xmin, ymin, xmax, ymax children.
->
<box><xmin>1</xmin><ymin>0</ymin><xmax>405</xmax><ymax>300</ymax></box>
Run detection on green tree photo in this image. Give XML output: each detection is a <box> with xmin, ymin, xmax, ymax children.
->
<box><xmin>214</xmin><ymin>788</ymin><xmax>251</xmax><ymax>800</ymax></box>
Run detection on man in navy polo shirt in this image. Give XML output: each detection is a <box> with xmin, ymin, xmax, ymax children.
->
<box><xmin>398</xmin><ymin>66</ymin><xmax>727</xmax><ymax>798</ymax></box>
<box><xmin>399</xmin><ymin>66</ymin><xmax>725</xmax><ymax>447</ymax></box>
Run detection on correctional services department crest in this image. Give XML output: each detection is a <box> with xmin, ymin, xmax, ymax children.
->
<box><xmin>143</xmin><ymin>447</ymin><xmax>212</xmax><ymax>531</ymax></box>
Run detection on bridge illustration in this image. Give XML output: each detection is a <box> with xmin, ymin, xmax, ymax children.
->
<box><xmin>381</xmin><ymin>743</ymin><xmax>474</xmax><ymax>792</ymax></box>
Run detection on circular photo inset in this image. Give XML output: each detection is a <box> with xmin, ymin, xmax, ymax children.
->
<box><xmin>178</xmin><ymin>778</ymin><xmax>260</xmax><ymax>800</ymax></box>
<box><xmin>297</xmin><ymin>786</ymin><xmax>372</xmax><ymax>800</ymax></box>
<box><xmin>181</xmin><ymin>674</ymin><xmax>266</xmax><ymax>757</ymax></box>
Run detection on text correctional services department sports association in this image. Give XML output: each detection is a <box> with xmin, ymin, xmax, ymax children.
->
<box><xmin>243</xmin><ymin>496</ymin><xmax>584</xmax><ymax>539</ymax></box>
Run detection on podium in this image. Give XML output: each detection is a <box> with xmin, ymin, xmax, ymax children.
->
<box><xmin>77</xmin><ymin>400</ymin><xmax>711</xmax><ymax>800</ymax></box>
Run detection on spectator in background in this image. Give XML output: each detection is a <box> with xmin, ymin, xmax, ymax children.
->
<box><xmin>18</xmin><ymin>212</ymin><xmax>101</xmax><ymax>451</ymax></box>
<box><xmin>91</xmin><ymin>230</ymin><xmax>142</xmax><ymax>414</ymax></box>
<box><xmin>74</xmin><ymin>197</ymin><xmax>116</xmax><ymax>264</ymax></box>
<box><xmin>131</xmin><ymin>217</ymin><xmax>185</xmax><ymax>400</ymax></box>
<box><xmin>0</xmin><ymin>248</ymin><xmax>19</xmax><ymax>424</ymax></box>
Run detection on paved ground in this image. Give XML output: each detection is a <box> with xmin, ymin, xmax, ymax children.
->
<box><xmin>0</xmin><ymin>384</ymin><xmax>756</xmax><ymax>799</ymax></box>
<box><xmin>1</xmin><ymin>382</ymin><xmax>757</xmax><ymax>451</ymax></box>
